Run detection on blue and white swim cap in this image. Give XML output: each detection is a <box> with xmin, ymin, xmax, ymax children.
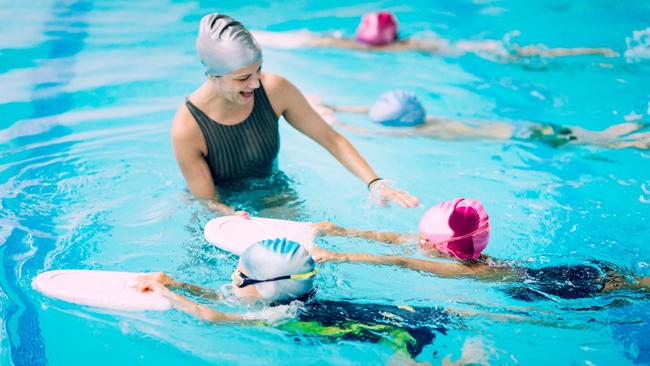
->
<box><xmin>196</xmin><ymin>13</ymin><xmax>263</xmax><ymax>76</ymax></box>
<box><xmin>368</xmin><ymin>90</ymin><xmax>426</xmax><ymax>127</ymax></box>
<box><xmin>240</xmin><ymin>238</ymin><xmax>315</xmax><ymax>301</ymax></box>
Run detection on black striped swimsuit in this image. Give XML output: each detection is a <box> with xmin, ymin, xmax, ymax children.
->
<box><xmin>186</xmin><ymin>83</ymin><xmax>280</xmax><ymax>185</ymax></box>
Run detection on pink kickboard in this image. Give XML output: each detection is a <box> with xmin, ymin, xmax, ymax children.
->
<box><xmin>204</xmin><ymin>216</ymin><xmax>316</xmax><ymax>256</ymax></box>
<box><xmin>32</xmin><ymin>270</ymin><xmax>172</xmax><ymax>311</ymax></box>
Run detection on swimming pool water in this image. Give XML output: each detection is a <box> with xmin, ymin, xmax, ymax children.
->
<box><xmin>1</xmin><ymin>0</ymin><xmax>650</xmax><ymax>365</ymax></box>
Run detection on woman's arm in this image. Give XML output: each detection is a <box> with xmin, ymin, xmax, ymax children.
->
<box><xmin>264</xmin><ymin>74</ymin><xmax>419</xmax><ymax>208</ymax></box>
<box><xmin>171</xmin><ymin>105</ymin><xmax>237</xmax><ymax>215</ymax></box>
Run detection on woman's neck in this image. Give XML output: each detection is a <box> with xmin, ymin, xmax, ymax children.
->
<box><xmin>191</xmin><ymin>82</ymin><xmax>254</xmax><ymax>124</ymax></box>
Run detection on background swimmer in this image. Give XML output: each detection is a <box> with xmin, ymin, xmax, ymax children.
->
<box><xmin>307</xmin><ymin>90</ymin><xmax>650</xmax><ymax>150</ymax></box>
<box><xmin>252</xmin><ymin>11</ymin><xmax>618</xmax><ymax>62</ymax></box>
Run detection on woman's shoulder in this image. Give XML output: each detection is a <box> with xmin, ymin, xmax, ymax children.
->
<box><xmin>171</xmin><ymin>100</ymin><xmax>202</xmax><ymax>144</ymax></box>
<box><xmin>260</xmin><ymin>72</ymin><xmax>302</xmax><ymax>114</ymax></box>
<box><xmin>261</xmin><ymin>72</ymin><xmax>291</xmax><ymax>92</ymax></box>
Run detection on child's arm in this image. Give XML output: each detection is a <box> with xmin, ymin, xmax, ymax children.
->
<box><xmin>136</xmin><ymin>272</ymin><xmax>223</xmax><ymax>301</ymax></box>
<box><xmin>135</xmin><ymin>278</ymin><xmax>244</xmax><ymax>323</ymax></box>
<box><xmin>312</xmin><ymin>221</ymin><xmax>417</xmax><ymax>245</ymax></box>
<box><xmin>311</xmin><ymin>247</ymin><xmax>516</xmax><ymax>282</ymax></box>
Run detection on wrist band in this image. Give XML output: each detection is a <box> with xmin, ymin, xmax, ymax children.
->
<box><xmin>367</xmin><ymin>177</ymin><xmax>383</xmax><ymax>190</ymax></box>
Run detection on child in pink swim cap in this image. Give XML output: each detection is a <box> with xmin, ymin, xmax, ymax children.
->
<box><xmin>308</xmin><ymin>200</ymin><xmax>650</xmax><ymax>301</ymax></box>
<box><xmin>355</xmin><ymin>11</ymin><xmax>398</xmax><ymax>46</ymax></box>
<box><xmin>312</xmin><ymin>197</ymin><xmax>490</xmax><ymax>262</ymax></box>
<box><xmin>418</xmin><ymin>198</ymin><xmax>490</xmax><ymax>261</ymax></box>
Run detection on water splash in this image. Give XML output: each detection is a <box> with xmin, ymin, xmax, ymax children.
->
<box><xmin>625</xmin><ymin>28</ymin><xmax>650</xmax><ymax>61</ymax></box>
<box><xmin>640</xmin><ymin>182</ymin><xmax>650</xmax><ymax>204</ymax></box>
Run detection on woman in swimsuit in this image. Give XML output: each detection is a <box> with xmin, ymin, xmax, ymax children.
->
<box><xmin>172</xmin><ymin>13</ymin><xmax>419</xmax><ymax>215</ymax></box>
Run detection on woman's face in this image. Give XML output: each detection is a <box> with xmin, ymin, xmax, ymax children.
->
<box><xmin>211</xmin><ymin>61</ymin><xmax>262</xmax><ymax>105</ymax></box>
<box><xmin>231</xmin><ymin>263</ymin><xmax>263</xmax><ymax>299</ymax></box>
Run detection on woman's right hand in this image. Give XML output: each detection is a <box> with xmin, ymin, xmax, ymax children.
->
<box><xmin>369</xmin><ymin>180</ymin><xmax>420</xmax><ymax>208</ymax></box>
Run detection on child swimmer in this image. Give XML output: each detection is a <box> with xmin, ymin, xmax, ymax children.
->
<box><xmin>134</xmin><ymin>238</ymin><xmax>457</xmax><ymax>362</ymax></box>
<box><xmin>307</xmin><ymin>90</ymin><xmax>650</xmax><ymax>150</ymax></box>
<box><xmin>252</xmin><ymin>11</ymin><xmax>618</xmax><ymax>63</ymax></box>
<box><xmin>135</xmin><ymin>235</ymin><xmax>572</xmax><ymax>362</ymax></box>
<box><xmin>309</xmin><ymin>198</ymin><xmax>650</xmax><ymax>301</ymax></box>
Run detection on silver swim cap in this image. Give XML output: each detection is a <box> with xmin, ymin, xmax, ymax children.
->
<box><xmin>240</xmin><ymin>238</ymin><xmax>316</xmax><ymax>301</ymax></box>
<box><xmin>196</xmin><ymin>13</ymin><xmax>263</xmax><ymax>76</ymax></box>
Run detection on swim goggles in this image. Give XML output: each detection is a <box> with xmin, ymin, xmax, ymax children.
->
<box><xmin>231</xmin><ymin>269</ymin><xmax>317</xmax><ymax>288</ymax></box>
<box><xmin>420</xmin><ymin>223</ymin><xmax>490</xmax><ymax>246</ymax></box>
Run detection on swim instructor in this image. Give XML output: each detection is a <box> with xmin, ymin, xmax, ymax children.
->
<box><xmin>172</xmin><ymin>13</ymin><xmax>419</xmax><ymax>214</ymax></box>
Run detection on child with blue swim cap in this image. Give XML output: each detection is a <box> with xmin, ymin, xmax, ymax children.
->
<box><xmin>308</xmin><ymin>90</ymin><xmax>650</xmax><ymax>150</ymax></box>
<box><xmin>133</xmin><ymin>238</ymin><xmax>458</xmax><ymax>362</ymax></box>
<box><xmin>368</xmin><ymin>90</ymin><xmax>427</xmax><ymax>127</ymax></box>
<box><xmin>135</xmin><ymin>238</ymin><xmax>316</xmax><ymax>306</ymax></box>
<box><xmin>236</xmin><ymin>238</ymin><xmax>316</xmax><ymax>301</ymax></box>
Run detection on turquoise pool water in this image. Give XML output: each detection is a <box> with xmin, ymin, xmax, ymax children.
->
<box><xmin>1</xmin><ymin>0</ymin><xmax>650</xmax><ymax>365</ymax></box>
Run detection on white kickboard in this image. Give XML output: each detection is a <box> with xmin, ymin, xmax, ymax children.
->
<box><xmin>204</xmin><ymin>216</ymin><xmax>316</xmax><ymax>256</ymax></box>
<box><xmin>32</xmin><ymin>270</ymin><xmax>172</xmax><ymax>311</ymax></box>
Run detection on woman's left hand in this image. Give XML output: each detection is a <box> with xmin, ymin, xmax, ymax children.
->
<box><xmin>370</xmin><ymin>180</ymin><xmax>420</xmax><ymax>208</ymax></box>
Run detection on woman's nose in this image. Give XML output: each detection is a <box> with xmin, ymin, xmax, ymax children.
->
<box><xmin>247</xmin><ymin>74</ymin><xmax>261</xmax><ymax>90</ymax></box>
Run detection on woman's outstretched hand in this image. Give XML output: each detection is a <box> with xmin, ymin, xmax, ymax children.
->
<box><xmin>370</xmin><ymin>180</ymin><xmax>419</xmax><ymax>208</ymax></box>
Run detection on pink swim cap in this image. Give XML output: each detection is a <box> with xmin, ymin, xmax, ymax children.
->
<box><xmin>355</xmin><ymin>11</ymin><xmax>398</xmax><ymax>46</ymax></box>
<box><xmin>418</xmin><ymin>198</ymin><xmax>490</xmax><ymax>261</ymax></box>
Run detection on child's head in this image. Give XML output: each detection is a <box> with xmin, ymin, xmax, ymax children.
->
<box><xmin>419</xmin><ymin>198</ymin><xmax>490</xmax><ymax>261</ymax></box>
<box><xmin>355</xmin><ymin>11</ymin><xmax>398</xmax><ymax>46</ymax></box>
<box><xmin>233</xmin><ymin>238</ymin><xmax>316</xmax><ymax>300</ymax></box>
<box><xmin>368</xmin><ymin>89</ymin><xmax>426</xmax><ymax>127</ymax></box>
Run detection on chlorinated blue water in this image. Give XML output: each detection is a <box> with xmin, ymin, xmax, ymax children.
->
<box><xmin>1</xmin><ymin>0</ymin><xmax>650</xmax><ymax>365</ymax></box>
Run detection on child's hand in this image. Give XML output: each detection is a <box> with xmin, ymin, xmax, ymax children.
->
<box><xmin>308</xmin><ymin>246</ymin><xmax>339</xmax><ymax>263</ymax></box>
<box><xmin>313</xmin><ymin>221</ymin><xmax>336</xmax><ymax>233</ymax></box>
<box><xmin>235</xmin><ymin>211</ymin><xmax>250</xmax><ymax>219</ymax></box>
<box><xmin>133</xmin><ymin>278</ymin><xmax>167</xmax><ymax>294</ymax></box>
<box><xmin>132</xmin><ymin>272</ymin><xmax>174</xmax><ymax>293</ymax></box>
<box><xmin>138</xmin><ymin>272</ymin><xmax>175</xmax><ymax>286</ymax></box>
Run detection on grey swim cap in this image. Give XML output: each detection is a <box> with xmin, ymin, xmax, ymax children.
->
<box><xmin>196</xmin><ymin>13</ymin><xmax>263</xmax><ymax>76</ymax></box>
<box><xmin>240</xmin><ymin>238</ymin><xmax>315</xmax><ymax>301</ymax></box>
